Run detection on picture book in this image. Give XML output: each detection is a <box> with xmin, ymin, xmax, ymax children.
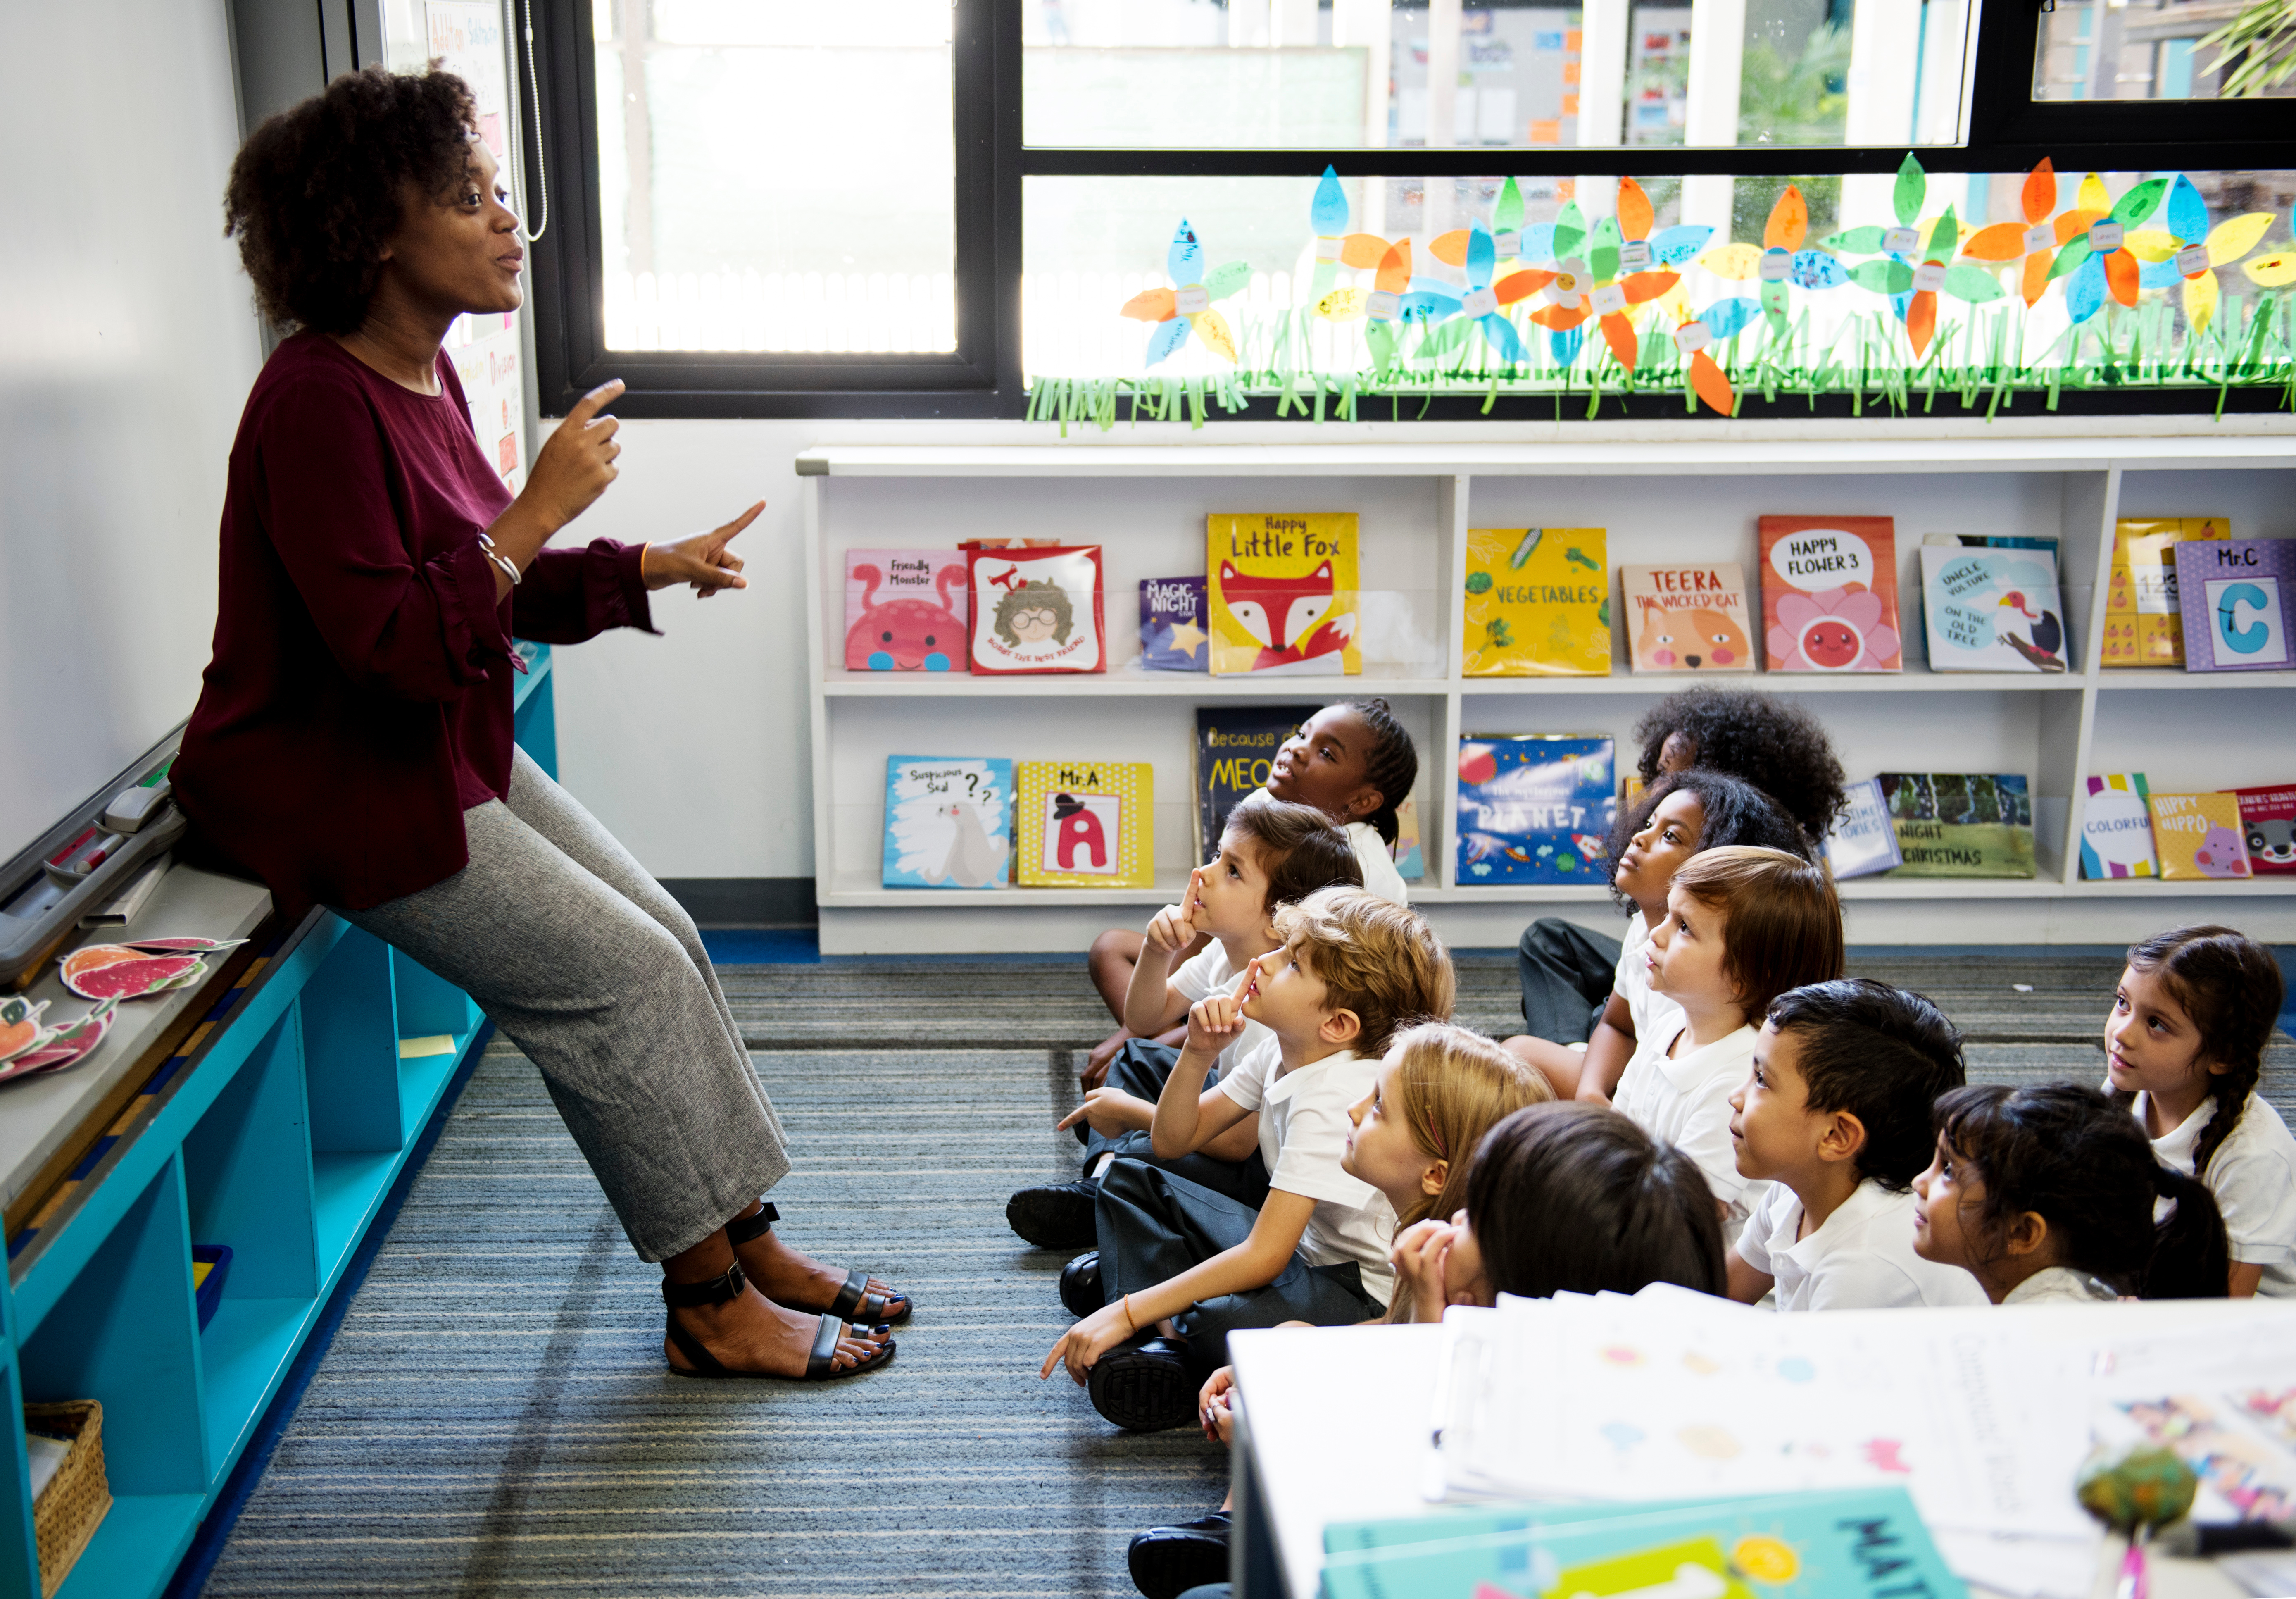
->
<box><xmin>1190</xmin><ymin>705</ymin><xmax>1315</xmax><ymax>865</ymax></box>
<box><xmin>966</xmin><ymin>544</ymin><xmax>1106</xmax><ymax>675</ymax></box>
<box><xmin>1823</xmin><ymin>777</ymin><xmax>1903</xmax><ymax>880</ymax></box>
<box><xmin>1391</xmin><ymin>794</ymin><xmax>1423</xmax><ymax>880</ymax></box>
<box><xmin>881</xmin><ymin>757</ymin><xmax>1012</xmax><ymax>890</ymax></box>
<box><xmin>1759</xmin><ymin>515</ymin><xmax>1901</xmax><ymax>673</ymax></box>
<box><xmin>1205</xmin><ymin>514</ymin><xmax>1361</xmax><ymax>677</ymax></box>
<box><xmin>1462</xmin><ymin>527</ymin><xmax>1610</xmax><ymax>677</ymax></box>
<box><xmin>1320</xmin><ymin>1487</ymin><xmax>1965</xmax><ymax>1599</ymax></box>
<box><xmin>1456</xmin><ymin>735</ymin><xmax>1616</xmax><ymax>886</ymax></box>
<box><xmin>2105</xmin><ymin>516</ymin><xmax>2230</xmax><ymax>667</ymax></box>
<box><xmin>1137</xmin><ymin>576</ymin><xmax>1209</xmax><ymax>672</ymax></box>
<box><xmin>1620</xmin><ymin>564</ymin><xmax>1755</xmax><ymax>674</ymax></box>
<box><xmin>843</xmin><ymin>550</ymin><xmax>968</xmax><ymax>671</ymax></box>
<box><xmin>2150</xmin><ymin>791</ymin><xmax>2253</xmax><ymax>881</ymax></box>
<box><xmin>2237</xmin><ymin>784</ymin><xmax>2296</xmax><ymax>876</ymax></box>
<box><xmin>2079</xmin><ymin>773</ymin><xmax>2156</xmax><ymax>881</ymax></box>
<box><xmin>1877</xmin><ymin>774</ymin><xmax>2035</xmax><ymax>877</ymax></box>
<box><xmin>1917</xmin><ymin>546</ymin><xmax>2069</xmax><ymax>673</ymax></box>
<box><xmin>1014</xmin><ymin>760</ymin><xmax>1154</xmax><ymax>887</ymax></box>
<box><xmin>2175</xmin><ymin>538</ymin><xmax>2296</xmax><ymax>673</ymax></box>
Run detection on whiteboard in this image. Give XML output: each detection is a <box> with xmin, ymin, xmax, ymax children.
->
<box><xmin>0</xmin><ymin>0</ymin><xmax>264</xmax><ymax>860</ymax></box>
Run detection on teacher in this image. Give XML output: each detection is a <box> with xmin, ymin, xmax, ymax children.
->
<box><xmin>175</xmin><ymin>66</ymin><xmax>902</xmax><ymax>1381</ymax></box>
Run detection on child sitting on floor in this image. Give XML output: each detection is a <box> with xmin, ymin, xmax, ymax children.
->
<box><xmin>1080</xmin><ymin>700</ymin><xmax>1420</xmax><ymax>1088</ymax></box>
<box><xmin>1505</xmin><ymin>770</ymin><xmax>1810</xmax><ymax>1103</ymax></box>
<box><xmin>1913</xmin><ymin>1081</ymin><xmax>2231</xmax><ymax>1303</ymax></box>
<box><xmin>1511</xmin><ymin>686</ymin><xmax>1847</xmax><ymax>1058</ymax></box>
<box><xmin>1723</xmin><ymin>978</ymin><xmax>1989</xmax><ymax>1310</ymax></box>
<box><xmin>1126</xmin><ymin>1025</ymin><xmax>1549</xmax><ymax>1599</ymax></box>
<box><xmin>2103</xmin><ymin>925</ymin><xmax>2294</xmax><ymax>1298</ymax></box>
<box><xmin>1387</xmin><ymin>1100</ymin><xmax>1728</xmax><ymax>1317</ymax></box>
<box><xmin>1005</xmin><ymin>795</ymin><xmax>1361</xmax><ymax>1250</ymax></box>
<box><xmin>1040</xmin><ymin>887</ymin><xmax>1452</xmax><ymax>1432</ymax></box>
<box><xmin>1610</xmin><ymin>846</ymin><xmax>1844</xmax><ymax>1237</ymax></box>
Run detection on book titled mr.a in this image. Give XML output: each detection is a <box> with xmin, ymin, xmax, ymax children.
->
<box><xmin>1014</xmin><ymin>759</ymin><xmax>1154</xmax><ymax>888</ymax></box>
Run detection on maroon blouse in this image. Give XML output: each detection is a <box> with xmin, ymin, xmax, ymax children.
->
<box><xmin>176</xmin><ymin>331</ymin><xmax>653</xmax><ymax>917</ymax></box>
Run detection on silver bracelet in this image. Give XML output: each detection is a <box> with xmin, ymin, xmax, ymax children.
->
<box><xmin>478</xmin><ymin>534</ymin><xmax>523</xmax><ymax>586</ymax></box>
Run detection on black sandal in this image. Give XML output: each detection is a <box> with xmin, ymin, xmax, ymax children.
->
<box><xmin>661</xmin><ymin>1261</ymin><xmax>894</xmax><ymax>1381</ymax></box>
<box><xmin>726</xmin><ymin>1202</ymin><xmax>913</xmax><ymax>1325</ymax></box>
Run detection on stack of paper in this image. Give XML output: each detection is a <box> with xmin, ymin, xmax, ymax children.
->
<box><xmin>1428</xmin><ymin>1286</ymin><xmax>2296</xmax><ymax>1599</ymax></box>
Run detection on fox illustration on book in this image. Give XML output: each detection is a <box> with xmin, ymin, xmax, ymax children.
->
<box><xmin>1216</xmin><ymin>559</ymin><xmax>1357</xmax><ymax>672</ymax></box>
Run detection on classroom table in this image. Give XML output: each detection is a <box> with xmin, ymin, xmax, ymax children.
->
<box><xmin>1227</xmin><ymin>1322</ymin><xmax>2249</xmax><ymax>1599</ymax></box>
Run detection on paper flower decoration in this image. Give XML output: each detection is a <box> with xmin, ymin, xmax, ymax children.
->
<box><xmin>1767</xmin><ymin>587</ymin><xmax>1901</xmax><ymax>672</ymax></box>
<box><xmin>2052</xmin><ymin>173</ymin><xmax>2168</xmax><ymax>324</ymax></box>
<box><xmin>1313</xmin><ymin>235</ymin><xmax>1415</xmax><ymax>370</ymax></box>
<box><xmin>2125</xmin><ymin>174</ymin><xmax>2277</xmax><ymax>334</ymax></box>
<box><xmin>1120</xmin><ymin>219</ymin><xmax>1250</xmax><ymax>365</ymax></box>
<box><xmin>1702</xmin><ymin>185</ymin><xmax>1846</xmax><ymax>337</ymax></box>
<box><xmin>1307</xmin><ymin>165</ymin><xmax>1349</xmax><ymax>300</ymax></box>
<box><xmin>1669</xmin><ymin>295</ymin><xmax>1760</xmax><ymax>416</ymax></box>
<box><xmin>1959</xmin><ymin>159</ymin><xmax>2086</xmax><ymax>307</ymax></box>
<box><xmin>1400</xmin><ymin>220</ymin><xmax>1539</xmax><ymax>363</ymax></box>
<box><xmin>1554</xmin><ymin>179</ymin><xmax>1682</xmax><ymax>368</ymax></box>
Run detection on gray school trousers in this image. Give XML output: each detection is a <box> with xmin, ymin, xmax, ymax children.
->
<box><xmin>337</xmin><ymin>746</ymin><xmax>790</xmax><ymax>1262</ymax></box>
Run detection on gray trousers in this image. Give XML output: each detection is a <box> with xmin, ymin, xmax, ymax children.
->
<box><xmin>338</xmin><ymin>746</ymin><xmax>789</xmax><ymax>1262</ymax></box>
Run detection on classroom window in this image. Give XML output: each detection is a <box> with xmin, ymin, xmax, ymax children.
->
<box><xmin>2033</xmin><ymin>0</ymin><xmax>2296</xmax><ymax>103</ymax></box>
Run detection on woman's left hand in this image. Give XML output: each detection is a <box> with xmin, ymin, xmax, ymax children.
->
<box><xmin>643</xmin><ymin>501</ymin><xmax>761</xmax><ymax>595</ymax></box>
<box><xmin>1040</xmin><ymin>1298</ymin><xmax>1137</xmax><ymax>1385</ymax></box>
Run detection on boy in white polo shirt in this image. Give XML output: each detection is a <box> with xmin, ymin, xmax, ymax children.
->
<box><xmin>1724</xmin><ymin>978</ymin><xmax>1988</xmax><ymax>1311</ymax></box>
<box><xmin>1038</xmin><ymin>887</ymin><xmax>1454</xmax><ymax>1432</ymax></box>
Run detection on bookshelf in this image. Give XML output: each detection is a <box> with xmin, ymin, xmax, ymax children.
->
<box><xmin>798</xmin><ymin>427</ymin><xmax>2296</xmax><ymax>955</ymax></box>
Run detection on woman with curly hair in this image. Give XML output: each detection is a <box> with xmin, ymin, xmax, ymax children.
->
<box><xmin>176</xmin><ymin>67</ymin><xmax>903</xmax><ymax>1380</ymax></box>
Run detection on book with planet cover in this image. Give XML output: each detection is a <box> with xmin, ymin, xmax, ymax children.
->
<box><xmin>2150</xmin><ymin>791</ymin><xmax>2253</xmax><ymax>881</ymax></box>
<box><xmin>1620</xmin><ymin>564</ymin><xmax>1756</xmax><ymax>674</ymax></box>
<box><xmin>2079</xmin><ymin>772</ymin><xmax>2156</xmax><ymax>880</ymax></box>
<box><xmin>1205</xmin><ymin>514</ymin><xmax>1361</xmax><ymax>677</ymax></box>
<box><xmin>2175</xmin><ymin>538</ymin><xmax>2296</xmax><ymax>673</ymax></box>
<box><xmin>2105</xmin><ymin>517</ymin><xmax>2230</xmax><ymax>667</ymax></box>
<box><xmin>1917</xmin><ymin>546</ymin><xmax>2068</xmax><ymax>672</ymax></box>
<box><xmin>1455</xmin><ymin>735</ymin><xmax>1616</xmax><ymax>886</ymax></box>
<box><xmin>881</xmin><ymin>757</ymin><xmax>1012</xmax><ymax>889</ymax></box>
<box><xmin>1014</xmin><ymin>760</ymin><xmax>1154</xmax><ymax>888</ymax></box>
<box><xmin>1138</xmin><ymin>576</ymin><xmax>1209</xmax><ymax>671</ymax></box>
<box><xmin>1758</xmin><ymin>515</ymin><xmax>1901</xmax><ymax>673</ymax></box>
<box><xmin>1877</xmin><ymin>773</ymin><xmax>2035</xmax><ymax>877</ymax></box>
<box><xmin>1462</xmin><ymin>527</ymin><xmax>1610</xmax><ymax>676</ymax></box>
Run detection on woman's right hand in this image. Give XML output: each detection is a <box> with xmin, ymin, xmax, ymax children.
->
<box><xmin>519</xmin><ymin>379</ymin><xmax>625</xmax><ymax>537</ymax></box>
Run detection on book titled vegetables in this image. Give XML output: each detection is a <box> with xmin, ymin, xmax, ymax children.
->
<box><xmin>1758</xmin><ymin>515</ymin><xmax>1901</xmax><ymax>672</ymax></box>
<box><xmin>1014</xmin><ymin>760</ymin><xmax>1154</xmax><ymax>888</ymax></box>
<box><xmin>1205</xmin><ymin>514</ymin><xmax>1360</xmax><ymax>677</ymax></box>
<box><xmin>1463</xmin><ymin>528</ymin><xmax>1610</xmax><ymax>676</ymax></box>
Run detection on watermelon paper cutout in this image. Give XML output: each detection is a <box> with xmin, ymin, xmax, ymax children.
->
<box><xmin>0</xmin><ymin>997</ymin><xmax>52</xmax><ymax>1064</ymax></box>
<box><xmin>121</xmin><ymin>937</ymin><xmax>245</xmax><ymax>955</ymax></box>
<box><xmin>62</xmin><ymin>952</ymin><xmax>206</xmax><ymax>1001</ymax></box>
<box><xmin>0</xmin><ymin>1001</ymin><xmax>115</xmax><ymax>1082</ymax></box>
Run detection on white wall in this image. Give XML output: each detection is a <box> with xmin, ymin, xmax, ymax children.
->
<box><xmin>0</xmin><ymin>0</ymin><xmax>265</xmax><ymax>860</ymax></box>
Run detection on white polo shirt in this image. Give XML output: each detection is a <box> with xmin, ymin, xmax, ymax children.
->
<box><xmin>2003</xmin><ymin>1267</ymin><xmax>2118</xmax><ymax>1306</ymax></box>
<box><xmin>2126</xmin><ymin>1089</ymin><xmax>2296</xmax><ymax>1299</ymax></box>
<box><xmin>1612</xmin><ymin>911</ymin><xmax>1684</xmax><ymax>1044</ymax></box>
<box><xmin>1168</xmin><ymin>940</ymin><xmax>1272</xmax><ymax>1077</ymax></box>
<box><xmin>1612</xmin><ymin>1019</ymin><xmax>1763</xmax><ymax>1234</ymax></box>
<box><xmin>1346</xmin><ymin>822</ymin><xmax>1409</xmax><ymax>906</ymax></box>
<box><xmin>1735</xmin><ymin>1179</ymin><xmax>1989</xmax><ymax>1311</ymax></box>
<box><xmin>1218</xmin><ymin>1041</ymin><xmax>1398</xmax><ymax>1306</ymax></box>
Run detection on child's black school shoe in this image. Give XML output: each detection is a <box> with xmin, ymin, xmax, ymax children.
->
<box><xmin>1006</xmin><ymin>1178</ymin><xmax>1099</xmax><ymax>1250</ymax></box>
<box><xmin>1127</xmin><ymin>1512</ymin><xmax>1232</xmax><ymax>1599</ymax></box>
<box><xmin>1090</xmin><ymin>1337</ymin><xmax>1196</xmax><ymax>1432</ymax></box>
<box><xmin>1059</xmin><ymin>1251</ymin><xmax>1104</xmax><ymax>1318</ymax></box>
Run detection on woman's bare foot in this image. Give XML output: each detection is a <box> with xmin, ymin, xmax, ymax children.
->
<box><xmin>664</xmin><ymin>1280</ymin><xmax>884</xmax><ymax>1375</ymax></box>
<box><xmin>728</xmin><ymin>1206</ymin><xmax>908</xmax><ymax>1324</ymax></box>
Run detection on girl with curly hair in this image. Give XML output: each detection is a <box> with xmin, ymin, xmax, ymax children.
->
<box><xmin>177</xmin><ymin>67</ymin><xmax>902</xmax><ymax>1380</ymax></box>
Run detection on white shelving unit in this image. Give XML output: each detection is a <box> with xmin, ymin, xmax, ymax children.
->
<box><xmin>799</xmin><ymin>424</ymin><xmax>2296</xmax><ymax>955</ymax></box>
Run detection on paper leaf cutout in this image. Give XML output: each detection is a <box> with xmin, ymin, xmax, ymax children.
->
<box><xmin>2050</xmin><ymin>237</ymin><xmax>2093</xmax><ymax>280</ymax></box>
<box><xmin>1618</xmin><ymin>177</ymin><xmax>1654</xmax><ymax>242</ymax></box>
<box><xmin>1203</xmin><ymin>261</ymin><xmax>1252</xmax><ymax>301</ymax></box>
<box><xmin>1340</xmin><ymin>233</ymin><xmax>1389</xmax><ymax>269</ymax></box>
<box><xmin>2056</xmin><ymin>209</ymin><xmax>2107</xmax><ymax>245</ymax></box>
<box><xmin>1480</xmin><ymin>314</ymin><xmax>1526</xmax><ymax>364</ymax></box>
<box><xmin>2208</xmin><ymin>212</ymin><xmax>2276</xmax><ymax>266</ymax></box>
<box><xmin>1167</xmin><ymin>220</ymin><xmax>1205</xmax><ymax>290</ymax></box>
<box><xmin>1429</xmin><ymin>229</ymin><xmax>1470</xmax><ymax>266</ymax></box>
<box><xmin>1494</xmin><ymin>269</ymin><xmax>1549</xmax><ymax>306</ymax></box>
<box><xmin>2104</xmin><ymin>245</ymin><xmax>2141</xmax><ymax>306</ymax></box>
<box><xmin>121</xmin><ymin>936</ymin><xmax>246</xmax><ymax>953</ymax></box>
<box><xmin>1823</xmin><ymin>225</ymin><xmax>1886</xmax><ymax>253</ymax></box>
<box><xmin>2020</xmin><ymin>158</ymin><xmax>2056</xmax><ymax>225</ymax></box>
<box><xmin>1189</xmin><ymin>309</ymin><xmax>1238</xmax><ymax>363</ymax></box>
<box><xmin>1466</xmin><ymin>222</ymin><xmax>1497</xmax><ymax>288</ymax></box>
<box><xmin>1892</xmin><ymin>153</ymin><xmax>1925</xmax><ymax>228</ymax></box>
<box><xmin>2077</xmin><ymin>171</ymin><xmax>2111</xmax><ymax>213</ymax></box>
<box><xmin>2183</xmin><ymin>271</ymin><xmax>2220</xmax><ymax>334</ymax></box>
<box><xmin>1850</xmin><ymin>258</ymin><xmax>1915</xmax><ymax>295</ymax></box>
<box><xmin>1766</xmin><ymin>185</ymin><xmax>1809</xmax><ymax>252</ymax></box>
<box><xmin>1701</xmin><ymin>243</ymin><xmax>1762</xmax><ymax>280</ymax></box>
<box><xmin>2109</xmin><ymin>178</ymin><xmax>2169</xmax><ymax>227</ymax></box>
<box><xmin>2065</xmin><ymin>254</ymin><xmax>2106</xmax><ymax>323</ymax></box>
<box><xmin>1144</xmin><ymin>315</ymin><xmax>1192</xmax><ymax>366</ymax></box>
<box><xmin>1122</xmin><ymin>288</ymin><xmax>1177</xmax><ymax>322</ymax></box>
<box><xmin>1907</xmin><ymin>290</ymin><xmax>1937</xmax><ymax>356</ymax></box>
<box><xmin>1790</xmin><ymin>250</ymin><xmax>1849</xmax><ymax>289</ymax></box>
<box><xmin>1315</xmin><ymin>287</ymin><xmax>1366</xmax><ymax>319</ymax></box>
<box><xmin>1375</xmin><ymin>241</ymin><xmax>1413</xmax><ymax>293</ymax></box>
<box><xmin>1494</xmin><ymin>175</ymin><xmax>1525</xmax><ymax>234</ymax></box>
<box><xmin>1622</xmin><ymin>271</ymin><xmax>1679</xmax><ymax>304</ymax></box>
<box><xmin>1703</xmin><ymin>297</ymin><xmax>1761</xmax><ymax>340</ymax></box>
<box><xmin>2244</xmin><ymin>252</ymin><xmax>2296</xmax><ymax>287</ymax></box>
<box><xmin>2122</xmin><ymin>229</ymin><xmax>2182</xmax><ymax>264</ymax></box>
<box><xmin>1649</xmin><ymin>224</ymin><xmax>1713</xmax><ymax>265</ymax></box>
<box><xmin>1517</xmin><ymin>222</ymin><xmax>1558</xmax><ymax>264</ymax></box>
<box><xmin>1588</xmin><ymin>216</ymin><xmax>1621</xmax><ymax>283</ymax></box>
<box><xmin>1311</xmin><ymin>165</ymin><xmax>1349</xmax><ymax>234</ymax></box>
<box><xmin>1598</xmin><ymin>312</ymin><xmax>1636</xmax><ymax>368</ymax></box>
<box><xmin>1553</xmin><ymin>202</ymin><xmax>1586</xmax><ymax>262</ymax></box>
<box><xmin>1925</xmin><ymin>205</ymin><xmax>1959</xmax><ymax>262</ymax></box>
<box><xmin>1944</xmin><ymin>262</ymin><xmax>2006</xmax><ymax>303</ymax></box>
<box><xmin>1961</xmin><ymin>222</ymin><xmax>2027</xmax><ymax>262</ymax></box>
<box><xmin>1548</xmin><ymin>325</ymin><xmax>1583</xmax><ymax>366</ymax></box>
<box><xmin>1365</xmin><ymin>319</ymin><xmax>1399</xmax><ymax>370</ymax></box>
<box><xmin>2021</xmin><ymin>252</ymin><xmax>2051</xmax><ymax>306</ymax></box>
<box><xmin>2163</xmin><ymin>174</ymin><xmax>2208</xmax><ymax>243</ymax></box>
<box><xmin>1689</xmin><ymin>348</ymin><xmax>1734</xmax><ymax>416</ymax></box>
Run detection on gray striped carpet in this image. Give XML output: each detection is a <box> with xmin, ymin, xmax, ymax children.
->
<box><xmin>200</xmin><ymin>953</ymin><xmax>2291</xmax><ymax>1597</ymax></box>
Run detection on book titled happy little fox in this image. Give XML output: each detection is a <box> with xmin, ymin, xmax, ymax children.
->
<box><xmin>1206</xmin><ymin>514</ymin><xmax>1361</xmax><ymax>677</ymax></box>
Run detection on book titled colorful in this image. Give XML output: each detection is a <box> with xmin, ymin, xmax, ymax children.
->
<box><xmin>1205</xmin><ymin>514</ymin><xmax>1361</xmax><ymax>677</ymax></box>
<box><xmin>1620</xmin><ymin>563</ymin><xmax>1755</xmax><ymax>674</ymax></box>
<box><xmin>1759</xmin><ymin>515</ymin><xmax>1902</xmax><ymax>673</ymax></box>
<box><xmin>1462</xmin><ymin>527</ymin><xmax>1610</xmax><ymax>677</ymax></box>
<box><xmin>2080</xmin><ymin>773</ymin><xmax>2157</xmax><ymax>880</ymax></box>
<box><xmin>1014</xmin><ymin>759</ymin><xmax>1154</xmax><ymax>887</ymax></box>
<box><xmin>2175</xmin><ymin>538</ymin><xmax>2296</xmax><ymax>673</ymax></box>
<box><xmin>881</xmin><ymin>757</ymin><xmax>1012</xmax><ymax>889</ymax></box>
<box><xmin>2151</xmin><ymin>791</ymin><xmax>2253</xmax><ymax>880</ymax></box>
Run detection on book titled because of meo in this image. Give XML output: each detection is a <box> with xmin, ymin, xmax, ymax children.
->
<box><xmin>1462</xmin><ymin>528</ymin><xmax>1610</xmax><ymax>676</ymax></box>
<box><xmin>1205</xmin><ymin>514</ymin><xmax>1360</xmax><ymax>677</ymax></box>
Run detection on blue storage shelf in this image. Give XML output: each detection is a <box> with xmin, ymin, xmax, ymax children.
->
<box><xmin>0</xmin><ymin>656</ymin><xmax>554</xmax><ymax>1599</ymax></box>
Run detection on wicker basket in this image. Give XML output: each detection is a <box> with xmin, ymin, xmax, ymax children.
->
<box><xmin>23</xmin><ymin>1400</ymin><xmax>110</xmax><ymax>1599</ymax></box>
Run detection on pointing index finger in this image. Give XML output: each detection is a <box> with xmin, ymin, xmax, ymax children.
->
<box><xmin>564</xmin><ymin>378</ymin><xmax>625</xmax><ymax>425</ymax></box>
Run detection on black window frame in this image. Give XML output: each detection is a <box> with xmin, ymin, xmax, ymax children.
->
<box><xmin>523</xmin><ymin>0</ymin><xmax>2296</xmax><ymax>421</ymax></box>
